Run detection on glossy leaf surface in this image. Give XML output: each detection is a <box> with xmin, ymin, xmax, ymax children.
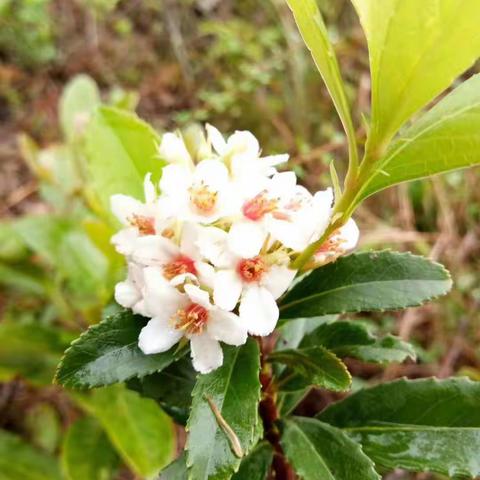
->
<box><xmin>269</xmin><ymin>346</ymin><xmax>351</xmax><ymax>392</ymax></box>
<box><xmin>281</xmin><ymin>417</ymin><xmax>380</xmax><ymax>480</ymax></box>
<box><xmin>319</xmin><ymin>377</ymin><xmax>480</xmax><ymax>477</ymax></box>
<box><xmin>186</xmin><ymin>340</ymin><xmax>261</xmax><ymax>480</ymax></box>
<box><xmin>279</xmin><ymin>251</ymin><xmax>451</xmax><ymax>319</ymax></box>
<box><xmin>55</xmin><ymin>310</ymin><xmax>183</xmax><ymax>388</ymax></box>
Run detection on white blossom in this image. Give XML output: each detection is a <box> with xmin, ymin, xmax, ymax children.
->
<box><xmin>111</xmin><ymin>124</ymin><xmax>360</xmax><ymax>373</ymax></box>
<box><xmin>139</xmin><ymin>267</ymin><xmax>247</xmax><ymax>373</ymax></box>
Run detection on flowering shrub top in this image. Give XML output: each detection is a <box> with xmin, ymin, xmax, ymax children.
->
<box><xmin>111</xmin><ymin>125</ymin><xmax>358</xmax><ymax>373</ymax></box>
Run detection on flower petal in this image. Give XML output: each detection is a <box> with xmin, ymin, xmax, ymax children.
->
<box><xmin>262</xmin><ymin>264</ymin><xmax>296</xmax><ymax>299</ymax></box>
<box><xmin>195</xmin><ymin>261</ymin><xmax>216</xmax><ymax>289</ymax></box>
<box><xmin>111</xmin><ymin>227</ymin><xmax>138</xmax><ymax>255</ymax></box>
<box><xmin>206</xmin><ymin>123</ymin><xmax>227</xmax><ymax>155</ymax></box>
<box><xmin>228</xmin><ymin>221</ymin><xmax>266</xmax><ymax>258</ymax></box>
<box><xmin>159</xmin><ymin>132</ymin><xmax>193</xmax><ymax>167</ymax></box>
<box><xmin>132</xmin><ymin>235</ymin><xmax>179</xmax><ymax>265</ymax></box>
<box><xmin>194</xmin><ymin>159</ymin><xmax>229</xmax><ymax>191</ymax></box>
<box><xmin>190</xmin><ymin>334</ymin><xmax>223</xmax><ymax>374</ymax></box>
<box><xmin>213</xmin><ymin>270</ymin><xmax>242</xmax><ymax>311</ymax></box>
<box><xmin>311</xmin><ymin>188</ymin><xmax>334</xmax><ymax>241</ymax></box>
<box><xmin>184</xmin><ymin>284</ymin><xmax>212</xmax><ymax>309</ymax></box>
<box><xmin>110</xmin><ymin>194</ymin><xmax>143</xmax><ymax>225</ymax></box>
<box><xmin>160</xmin><ymin>164</ymin><xmax>192</xmax><ymax>195</ymax></box>
<box><xmin>196</xmin><ymin>226</ymin><xmax>235</xmax><ymax>268</ymax></box>
<box><xmin>339</xmin><ymin>218</ymin><xmax>360</xmax><ymax>251</ymax></box>
<box><xmin>114</xmin><ymin>279</ymin><xmax>140</xmax><ymax>308</ymax></box>
<box><xmin>239</xmin><ymin>285</ymin><xmax>279</xmax><ymax>336</ymax></box>
<box><xmin>143</xmin><ymin>173</ymin><xmax>156</xmax><ymax>204</ymax></box>
<box><xmin>143</xmin><ymin>266</ymin><xmax>186</xmax><ymax>318</ymax></box>
<box><xmin>208</xmin><ymin>310</ymin><xmax>247</xmax><ymax>346</ymax></box>
<box><xmin>138</xmin><ymin>317</ymin><xmax>183</xmax><ymax>354</ymax></box>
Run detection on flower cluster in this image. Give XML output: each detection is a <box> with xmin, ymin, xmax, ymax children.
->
<box><xmin>111</xmin><ymin>125</ymin><xmax>359</xmax><ymax>373</ymax></box>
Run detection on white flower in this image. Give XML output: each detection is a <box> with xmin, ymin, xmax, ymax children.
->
<box><xmin>139</xmin><ymin>267</ymin><xmax>247</xmax><ymax>373</ymax></box>
<box><xmin>158</xmin><ymin>132</ymin><xmax>194</xmax><ymax>168</ymax></box>
<box><xmin>228</xmin><ymin>172</ymin><xmax>333</xmax><ymax>257</ymax></box>
<box><xmin>110</xmin><ymin>174</ymin><xmax>160</xmax><ymax>255</ymax></box>
<box><xmin>206</xmin><ymin>124</ymin><xmax>288</xmax><ymax>196</ymax></box>
<box><xmin>158</xmin><ymin>159</ymin><xmax>240</xmax><ymax>224</ymax></box>
<box><xmin>114</xmin><ymin>263</ymin><xmax>148</xmax><ymax>316</ymax></box>
<box><xmin>131</xmin><ymin>222</ymin><xmax>215</xmax><ymax>288</ymax></box>
<box><xmin>313</xmin><ymin>218</ymin><xmax>360</xmax><ymax>266</ymax></box>
<box><xmin>198</xmin><ymin>227</ymin><xmax>296</xmax><ymax>336</ymax></box>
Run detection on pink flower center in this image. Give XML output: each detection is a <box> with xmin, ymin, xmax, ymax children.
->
<box><xmin>163</xmin><ymin>255</ymin><xmax>197</xmax><ymax>280</ymax></box>
<box><xmin>237</xmin><ymin>256</ymin><xmax>267</xmax><ymax>283</ymax></box>
<box><xmin>129</xmin><ymin>215</ymin><xmax>155</xmax><ymax>235</ymax></box>
<box><xmin>242</xmin><ymin>192</ymin><xmax>278</xmax><ymax>221</ymax></box>
<box><xmin>173</xmin><ymin>303</ymin><xmax>209</xmax><ymax>334</ymax></box>
<box><xmin>189</xmin><ymin>183</ymin><xmax>217</xmax><ymax>214</ymax></box>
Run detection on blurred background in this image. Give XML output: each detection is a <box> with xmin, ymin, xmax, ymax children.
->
<box><xmin>0</xmin><ymin>1</ymin><xmax>479</xmax><ymax>479</ymax></box>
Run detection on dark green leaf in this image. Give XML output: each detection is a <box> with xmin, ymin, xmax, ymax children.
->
<box><xmin>319</xmin><ymin>377</ymin><xmax>480</xmax><ymax>477</ymax></box>
<box><xmin>279</xmin><ymin>251</ymin><xmax>452</xmax><ymax>319</ymax></box>
<box><xmin>269</xmin><ymin>347</ymin><xmax>351</xmax><ymax>392</ymax></box>
<box><xmin>55</xmin><ymin>310</ymin><xmax>184</xmax><ymax>388</ymax></box>
<box><xmin>62</xmin><ymin>417</ymin><xmax>118</xmax><ymax>480</ymax></box>
<box><xmin>0</xmin><ymin>429</ymin><xmax>62</xmax><ymax>480</ymax></box>
<box><xmin>281</xmin><ymin>417</ymin><xmax>380</xmax><ymax>480</ymax></box>
<box><xmin>232</xmin><ymin>442</ymin><xmax>273</xmax><ymax>480</ymax></box>
<box><xmin>128</xmin><ymin>356</ymin><xmax>196</xmax><ymax>425</ymax></box>
<box><xmin>301</xmin><ymin>321</ymin><xmax>416</xmax><ymax>365</ymax></box>
<box><xmin>85</xmin><ymin>106</ymin><xmax>164</xmax><ymax>216</ymax></box>
<box><xmin>276</xmin><ymin>316</ymin><xmax>336</xmax><ymax>349</ymax></box>
<box><xmin>76</xmin><ymin>385</ymin><xmax>175</xmax><ymax>478</ymax></box>
<box><xmin>186</xmin><ymin>339</ymin><xmax>261</xmax><ymax>480</ymax></box>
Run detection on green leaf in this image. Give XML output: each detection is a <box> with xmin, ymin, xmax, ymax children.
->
<box><xmin>62</xmin><ymin>417</ymin><xmax>118</xmax><ymax>480</ymax></box>
<box><xmin>0</xmin><ymin>429</ymin><xmax>62</xmax><ymax>480</ymax></box>
<box><xmin>0</xmin><ymin>221</ymin><xmax>29</xmax><ymax>262</ymax></box>
<box><xmin>341</xmin><ymin>335</ymin><xmax>416</xmax><ymax>364</ymax></box>
<box><xmin>276</xmin><ymin>316</ymin><xmax>336</xmax><ymax>348</ymax></box>
<box><xmin>85</xmin><ymin>106</ymin><xmax>163</xmax><ymax>216</ymax></box>
<box><xmin>186</xmin><ymin>339</ymin><xmax>261</xmax><ymax>480</ymax></box>
<box><xmin>76</xmin><ymin>384</ymin><xmax>175</xmax><ymax>478</ymax></box>
<box><xmin>269</xmin><ymin>346</ymin><xmax>351</xmax><ymax>392</ymax></box>
<box><xmin>358</xmin><ymin>74</ymin><xmax>480</xmax><ymax>202</ymax></box>
<box><xmin>301</xmin><ymin>321</ymin><xmax>416</xmax><ymax>364</ymax></box>
<box><xmin>55</xmin><ymin>310</ymin><xmax>184</xmax><ymax>388</ymax></box>
<box><xmin>353</xmin><ymin>0</ymin><xmax>480</xmax><ymax>148</ymax></box>
<box><xmin>60</xmin><ymin>74</ymin><xmax>100</xmax><ymax>142</ymax></box>
<box><xmin>0</xmin><ymin>322</ymin><xmax>71</xmax><ymax>385</ymax></box>
<box><xmin>281</xmin><ymin>417</ymin><xmax>380</xmax><ymax>480</ymax></box>
<box><xmin>286</xmin><ymin>0</ymin><xmax>357</xmax><ymax>164</ymax></box>
<box><xmin>232</xmin><ymin>442</ymin><xmax>273</xmax><ymax>480</ymax></box>
<box><xmin>159</xmin><ymin>453</ymin><xmax>188</xmax><ymax>479</ymax></box>
<box><xmin>318</xmin><ymin>377</ymin><xmax>480</xmax><ymax>477</ymax></box>
<box><xmin>128</xmin><ymin>357</ymin><xmax>196</xmax><ymax>425</ymax></box>
<box><xmin>279</xmin><ymin>251</ymin><xmax>452</xmax><ymax>319</ymax></box>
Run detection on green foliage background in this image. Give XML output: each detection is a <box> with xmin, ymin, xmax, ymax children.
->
<box><xmin>1</xmin><ymin>1</ymin><xmax>480</xmax><ymax>479</ymax></box>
